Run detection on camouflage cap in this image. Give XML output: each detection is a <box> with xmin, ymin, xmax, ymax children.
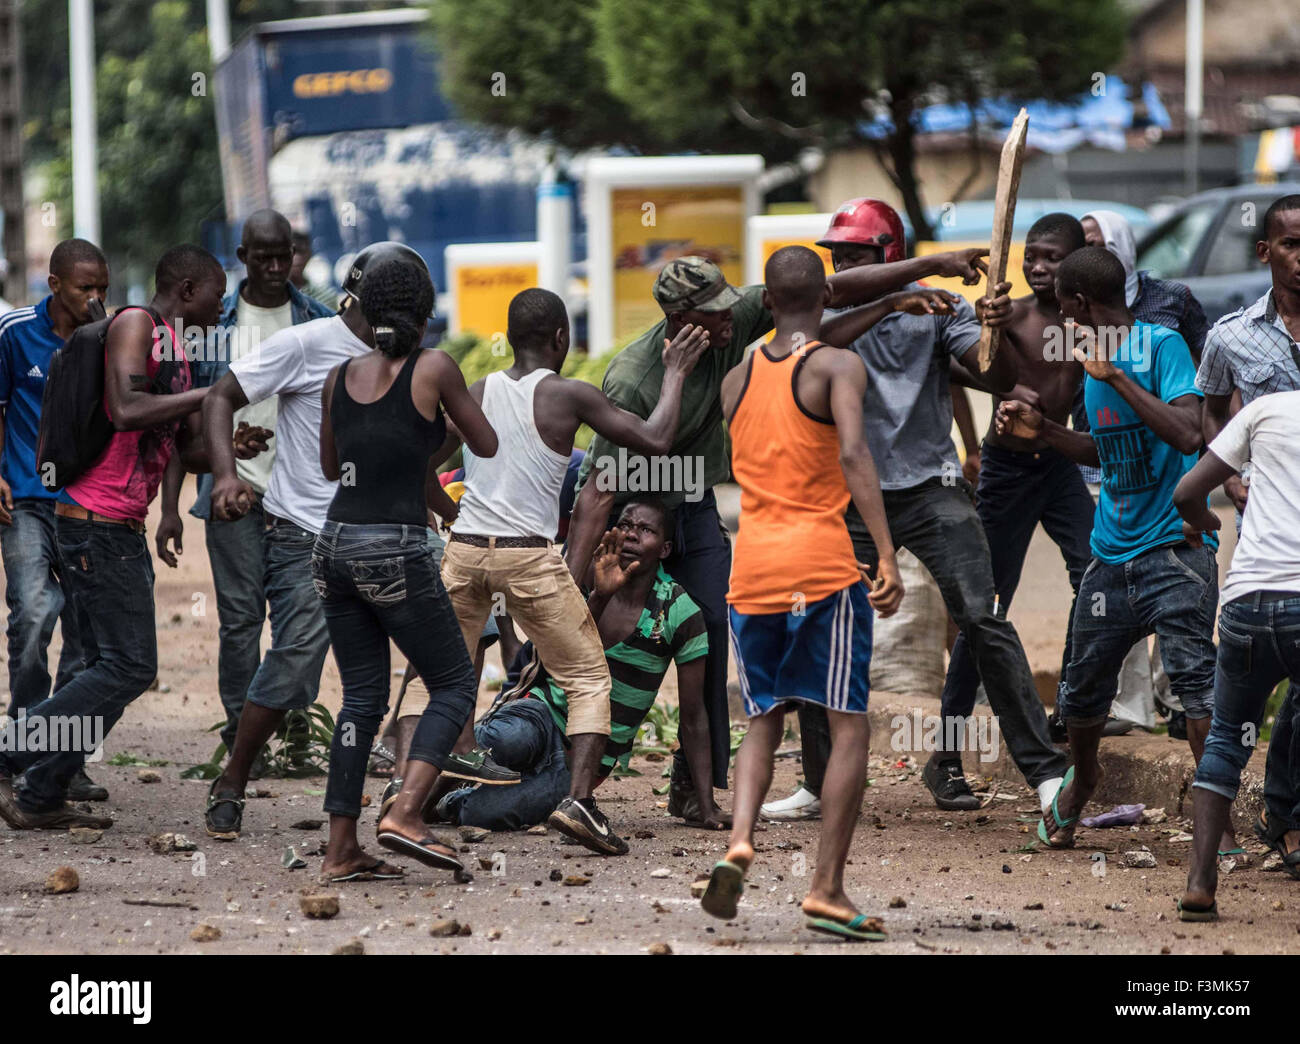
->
<box><xmin>652</xmin><ymin>256</ymin><xmax>744</xmax><ymax>313</ymax></box>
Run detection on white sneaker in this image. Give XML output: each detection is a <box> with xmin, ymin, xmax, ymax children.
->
<box><xmin>760</xmin><ymin>786</ymin><xmax>821</xmax><ymax>821</ymax></box>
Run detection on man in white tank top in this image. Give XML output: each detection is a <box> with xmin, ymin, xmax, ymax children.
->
<box><xmin>438</xmin><ymin>288</ymin><xmax>707</xmax><ymax>855</ymax></box>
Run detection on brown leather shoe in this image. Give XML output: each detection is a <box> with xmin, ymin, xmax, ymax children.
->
<box><xmin>0</xmin><ymin>778</ymin><xmax>112</xmax><ymax>831</ymax></box>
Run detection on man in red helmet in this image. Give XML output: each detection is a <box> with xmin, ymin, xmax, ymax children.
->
<box><xmin>763</xmin><ymin>198</ymin><xmax>1071</xmax><ymax>824</ymax></box>
<box><xmin>567</xmin><ymin>232</ymin><xmax>991</xmax><ymax>828</ymax></box>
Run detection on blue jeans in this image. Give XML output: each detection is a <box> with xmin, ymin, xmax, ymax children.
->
<box><xmin>0</xmin><ymin>518</ymin><xmax>157</xmax><ymax>811</ymax></box>
<box><xmin>313</xmin><ymin>522</ymin><xmax>477</xmax><ymax>819</ymax></box>
<box><xmin>1059</xmin><ymin>542</ymin><xmax>1218</xmax><ymax>725</ymax></box>
<box><xmin>1194</xmin><ymin>593</ymin><xmax>1300</xmax><ymax>833</ymax></box>
<box><xmin>443</xmin><ymin>697</ymin><xmax>570</xmax><ymax>830</ymax></box>
<box><xmin>941</xmin><ymin>444</ymin><xmax>1094</xmax><ymax>722</ymax></box>
<box><xmin>205</xmin><ymin>501</ymin><xmax>266</xmax><ymax>749</ymax></box>
<box><xmin>243</xmin><ymin>518</ymin><xmax>329</xmax><ymax>713</ymax></box>
<box><xmin>1</xmin><ymin>499</ymin><xmax>85</xmax><ymax>713</ymax></box>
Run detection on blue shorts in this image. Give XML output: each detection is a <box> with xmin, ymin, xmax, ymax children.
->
<box><xmin>729</xmin><ymin>583</ymin><xmax>873</xmax><ymax>718</ymax></box>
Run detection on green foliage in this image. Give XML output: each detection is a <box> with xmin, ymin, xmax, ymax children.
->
<box><xmin>181</xmin><ymin>703</ymin><xmax>336</xmax><ymax>781</ymax></box>
<box><xmin>1261</xmin><ymin>679</ymin><xmax>1289</xmax><ymax>744</ymax></box>
<box><xmin>431</xmin><ymin>0</ymin><xmax>1126</xmax><ymax>236</ymax></box>
<box><xmin>105</xmin><ymin>751</ymin><xmax>169</xmax><ymax>767</ymax></box>
<box><xmin>25</xmin><ymin>0</ymin><xmax>380</xmax><ymax>279</ymax></box>
<box><xmin>424</xmin><ymin>0</ymin><xmax>647</xmax><ymax>150</ymax></box>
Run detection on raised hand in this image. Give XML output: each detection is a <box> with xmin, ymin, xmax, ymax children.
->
<box><xmin>891</xmin><ymin>288</ymin><xmax>962</xmax><ymax>316</ymax></box>
<box><xmin>591</xmin><ymin>528</ymin><xmax>639</xmax><ymax>597</ymax></box>
<box><xmin>975</xmin><ymin>281</ymin><xmax>1014</xmax><ymax>328</ymax></box>
<box><xmin>661</xmin><ymin>323</ymin><xmax>710</xmax><ymax>377</ymax></box>
<box><xmin>932</xmin><ymin>248</ymin><xmax>990</xmax><ymax>285</ymax></box>
<box><xmin>995</xmin><ymin>399</ymin><xmax>1044</xmax><ymax>440</ymax></box>
<box><xmin>233</xmin><ymin>422</ymin><xmax>274</xmax><ymax>460</ymax></box>
<box><xmin>1067</xmin><ymin>320</ymin><xmax>1120</xmax><ymax>381</ymax></box>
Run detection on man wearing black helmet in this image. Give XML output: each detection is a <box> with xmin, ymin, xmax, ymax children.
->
<box><xmin>162</xmin><ymin>210</ymin><xmax>333</xmax><ymax>765</ymax></box>
<box><xmin>197</xmin><ymin>241</ymin><xmax>444</xmax><ymax>840</ymax></box>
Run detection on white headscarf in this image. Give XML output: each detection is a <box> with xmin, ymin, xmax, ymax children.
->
<box><xmin>1083</xmin><ymin>209</ymin><xmax>1140</xmax><ymax>307</ymax></box>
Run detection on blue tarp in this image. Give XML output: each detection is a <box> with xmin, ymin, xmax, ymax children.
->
<box><xmin>859</xmin><ymin>77</ymin><xmax>1171</xmax><ymax>154</ymax></box>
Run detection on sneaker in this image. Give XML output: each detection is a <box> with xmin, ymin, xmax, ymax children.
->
<box><xmin>66</xmin><ymin>766</ymin><xmax>109</xmax><ymax>802</ymax></box>
<box><xmin>760</xmin><ymin>785</ymin><xmax>821</xmax><ymax>821</ymax></box>
<box><xmin>548</xmin><ymin>796</ymin><xmax>629</xmax><ymax>855</ymax></box>
<box><xmin>440</xmin><ymin>748</ymin><xmax>521</xmax><ymax>786</ymax></box>
<box><xmin>922</xmin><ymin>757</ymin><xmax>980</xmax><ymax>811</ymax></box>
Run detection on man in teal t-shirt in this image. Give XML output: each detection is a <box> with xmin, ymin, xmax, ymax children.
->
<box><xmin>995</xmin><ymin>246</ymin><xmax>1226</xmax><ymax>852</ymax></box>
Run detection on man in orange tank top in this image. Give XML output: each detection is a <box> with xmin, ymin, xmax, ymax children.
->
<box><xmin>700</xmin><ymin>246</ymin><xmax>957</xmax><ymax>941</ymax></box>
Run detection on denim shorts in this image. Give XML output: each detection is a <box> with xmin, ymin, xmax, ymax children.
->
<box><xmin>1059</xmin><ymin>542</ymin><xmax>1218</xmax><ymax>725</ymax></box>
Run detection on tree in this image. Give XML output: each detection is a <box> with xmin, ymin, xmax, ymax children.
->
<box><xmin>26</xmin><ymin>0</ymin><xmax>373</xmax><ymax>290</ymax></box>
<box><xmin>425</xmin><ymin>0</ymin><xmax>649</xmax><ymax>151</ymax></box>
<box><xmin>429</xmin><ymin>0</ymin><xmax>1127</xmax><ymax>239</ymax></box>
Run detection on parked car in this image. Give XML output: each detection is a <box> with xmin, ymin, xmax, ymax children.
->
<box><xmin>1136</xmin><ymin>182</ymin><xmax>1300</xmax><ymax>323</ymax></box>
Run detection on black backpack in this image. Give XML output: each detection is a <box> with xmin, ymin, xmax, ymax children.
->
<box><xmin>36</xmin><ymin>305</ymin><xmax>167</xmax><ymax>491</ymax></box>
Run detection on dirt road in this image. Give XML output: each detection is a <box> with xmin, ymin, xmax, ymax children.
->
<box><xmin>1</xmin><ymin>481</ymin><xmax>1290</xmax><ymax>956</ymax></box>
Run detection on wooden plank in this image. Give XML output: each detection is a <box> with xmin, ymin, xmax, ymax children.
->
<box><xmin>978</xmin><ymin>108</ymin><xmax>1029</xmax><ymax>372</ymax></box>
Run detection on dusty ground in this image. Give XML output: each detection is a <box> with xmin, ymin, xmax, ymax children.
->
<box><xmin>2</xmin><ymin>479</ymin><xmax>1293</xmax><ymax>956</ymax></box>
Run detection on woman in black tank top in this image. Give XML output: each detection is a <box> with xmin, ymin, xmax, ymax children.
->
<box><xmin>312</xmin><ymin>257</ymin><xmax>507</xmax><ymax>881</ymax></box>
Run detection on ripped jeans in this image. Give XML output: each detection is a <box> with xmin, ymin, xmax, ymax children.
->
<box><xmin>312</xmin><ymin>522</ymin><xmax>477</xmax><ymax>819</ymax></box>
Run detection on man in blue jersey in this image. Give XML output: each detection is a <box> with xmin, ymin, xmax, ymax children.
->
<box><xmin>996</xmin><ymin>247</ymin><xmax>1224</xmax><ymax>852</ymax></box>
<box><xmin>0</xmin><ymin>239</ymin><xmax>107</xmax><ymax>801</ymax></box>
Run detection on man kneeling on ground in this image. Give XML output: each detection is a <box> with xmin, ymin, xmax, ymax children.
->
<box><xmin>434</xmin><ymin>498</ymin><xmax>723</xmax><ymax>831</ymax></box>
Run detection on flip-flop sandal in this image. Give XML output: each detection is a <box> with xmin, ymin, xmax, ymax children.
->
<box><xmin>806</xmin><ymin>913</ymin><xmax>888</xmax><ymax>942</ymax></box>
<box><xmin>376</xmin><ymin>830</ymin><xmax>464</xmax><ymax>872</ymax></box>
<box><xmin>1253</xmin><ymin>809</ymin><xmax>1274</xmax><ymax>845</ymax></box>
<box><xmin>320</xmin><ymin>858</ymin><xmax>407</xmax><ymax>884</ymax></box>
<box><xmin>701</xmin><ymin>859</ymin><xmax>745</xmax><ymax>920</ymax></box>
<box><xmin>1218</xmin><ymin>848</ymin><xmax>1247</xmax><ymax>857</ymax></box>
<box><xmin>1036</xmin><ymin>765</ymin><xmax>1078</xmax><ymax>849</ymax></box>
<box><xmin>368</xmin><ymin>741</ymin><xmax>397</xmax><ymax>778</ymax></box>
<box><xmin>1177</xmin><ymin>898</ymin><xmax>1218</xmax><ymax>922</ymax></box>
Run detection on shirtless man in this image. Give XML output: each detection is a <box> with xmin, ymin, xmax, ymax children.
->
<box><xmin>933</xmin><ymin>214</ymin><xmax>1092</xmax><ymax>804</ymax></box>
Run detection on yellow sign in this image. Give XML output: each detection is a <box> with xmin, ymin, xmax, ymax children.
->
<box><xmin>759</xmin><ymin>237</ymin><xmax>833</xmax><ymax>276</ymax></box>
<box><xmin>915</xmin><ymin>240</ymin><xmax>1029</xmax><ymax>303</ymax></box>
<box><xmin>611</xmin><ymin>185</ymin><xmax>745</xmax><ymax>341</ymax></box>
<box><xmin>452</xmin><ymin>262</ymin><xmax>538</xmax><ymax>339</ymax></box>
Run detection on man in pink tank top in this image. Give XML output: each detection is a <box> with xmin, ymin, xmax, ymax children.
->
<box><xmin>435</xmin><ymin>288</ymin><xmax>708</xmax><ymax>854</ymax></box>
<box><xmin>0</xmin><ymin>245</ymin><xmax>267</xmax><ymax>830</ymax></box>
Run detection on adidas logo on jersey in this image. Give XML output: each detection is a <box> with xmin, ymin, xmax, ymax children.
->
<box><xmin>26</xmin><ymin>365</ymin><xmax>42</xmax><ymax>378</ymax></box>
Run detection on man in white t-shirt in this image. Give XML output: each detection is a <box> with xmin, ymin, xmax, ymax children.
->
<box><xmin>196</xmin><ymin>293</ymin><xmax>373</xmax><ymax>841</ymax></box>
<box><xmin>1173</xmin><ymin>389</ymin><xmax>1300</xmax><ymax>921</ymax></box>
<box><xmin>161</xmin><ymin>210</ymin><xmax>332</xmax><ymax>760</ymax></box>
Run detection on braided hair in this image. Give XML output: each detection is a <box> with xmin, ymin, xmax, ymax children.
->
<box><xmin>358</xmin><ymin>258</ymin><xmax>434</xmax><ymax>358</ymax></box>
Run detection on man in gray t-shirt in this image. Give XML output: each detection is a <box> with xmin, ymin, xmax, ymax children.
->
<box><xmin>832</xmin><ymin>285</ymin><xmax>980</xmax><ymax>491</ymax></box>
<box><xmin>764</xmin><ymin>198</ymin><xmax>1070</xmax><ymax>824</ymax></box>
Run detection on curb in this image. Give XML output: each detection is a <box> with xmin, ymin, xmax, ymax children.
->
<box><xmin>862</xmin><ymin>692</ymin><xmax>1266</xmax><ymax>824</ymax></box>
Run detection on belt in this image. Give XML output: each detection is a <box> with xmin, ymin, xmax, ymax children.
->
<box><xmin>55</xmin><ymin>502</ymin><xmax>146</xmax><ymax>534</ymax></box>
<box><xmin>450</xmin><ymin>532</ymin><xmax>552</xmax><ymax>549</ymax></box>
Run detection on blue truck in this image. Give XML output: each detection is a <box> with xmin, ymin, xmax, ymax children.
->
<box><xmin>212</xmin><ymin>8</ymin><xmax>583</xmax><ymax>302</ymax></box>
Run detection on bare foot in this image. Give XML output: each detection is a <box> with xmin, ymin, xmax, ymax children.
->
<box><xmin>1040</xmin><ymin>770</ymin><xmax>1099</xmax><ymax>848</ymax></box>
<box><xmin>724</xmin><ymin>840</ymin><xmax>754</xmax><ymax>872</ymax></box>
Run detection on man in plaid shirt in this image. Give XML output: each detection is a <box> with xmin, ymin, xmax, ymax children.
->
<box><xmin>1196</xmin><ymin>194</ymin><xmax>1300</xmax><ymax>514</ymax></box>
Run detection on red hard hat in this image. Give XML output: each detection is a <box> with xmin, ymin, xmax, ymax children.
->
<box><xmin>817</xmin><ymin>198</ymin><xmax>906</xmax><ymax>263</ymax></box>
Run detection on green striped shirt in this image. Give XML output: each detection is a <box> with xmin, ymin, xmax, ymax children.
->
<box><xmin>532</xmin><ymin>565</ymin><xmax>708</xmax><ymax>776</ymax></box>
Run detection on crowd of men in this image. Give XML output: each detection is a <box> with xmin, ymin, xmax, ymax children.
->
<box><xmin>0</xmin><ymin>188</ymin><xmax>1297</xmax><ymax>939</ymax></box>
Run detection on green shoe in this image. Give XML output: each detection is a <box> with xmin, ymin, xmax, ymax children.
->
<box><xmin>439</xmin><ymin>748</ymin><xmax>520</xmax><ymax>786</ymax></box>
